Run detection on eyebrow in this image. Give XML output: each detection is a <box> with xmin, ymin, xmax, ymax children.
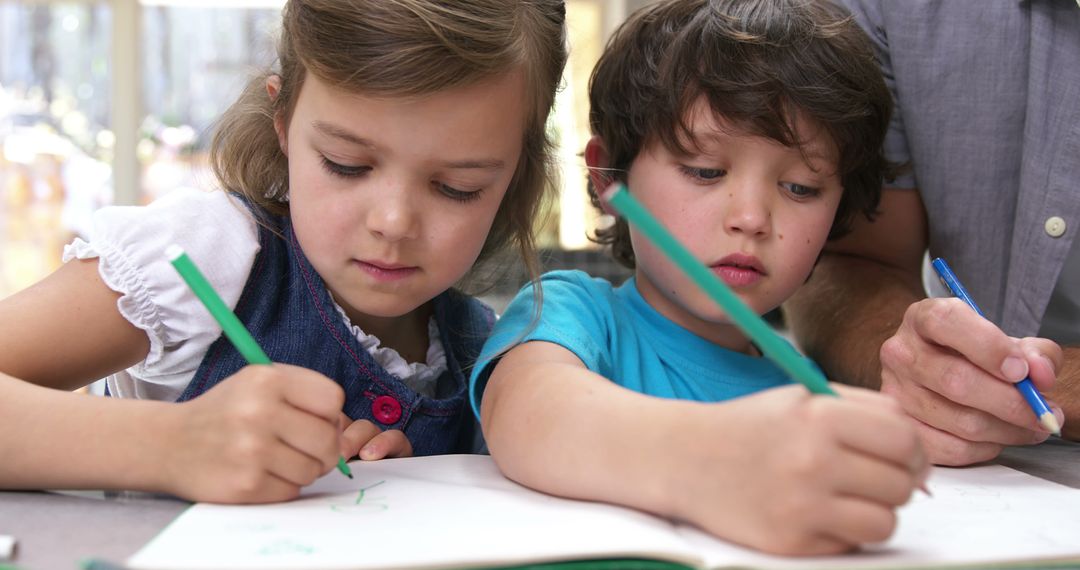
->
<box><xmin>312</xmin><ymin>120</ymin><xmax>506</xmax><ymax>171</ymax></box>
<box><xmin>313</xmin><ymin>121</ymin><xmax>375</xmax><ymax>148</ymax></box>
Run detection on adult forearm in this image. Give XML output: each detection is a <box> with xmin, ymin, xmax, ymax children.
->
<box><xmin>1048</xmin><ymin>346</ymin><xmax>1080</xmax><ymax>441</ymax></box>
<box><xmin>784</xmin><ymin>253</ymin><xmax>923</xmax><ymax>389</ymax></box>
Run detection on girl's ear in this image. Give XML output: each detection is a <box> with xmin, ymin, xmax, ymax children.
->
<box><xmin>584</xmin><ymin>135</ymin><xmax>617</xmax><ymax>216</ymax></box>
<box><xmin>266</xmin><ymin>75</ymin><xmax>288</xmax><ymax>155</ymax></box>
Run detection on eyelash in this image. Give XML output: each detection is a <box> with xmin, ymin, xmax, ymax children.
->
<box><xmin>680</xmin><ymin>165</ymin><xmax>726</xmax><ymax>182</ymax></box>
<box><xmin>320</xmin><ymin>157</ymin><xmax>484</xmax><ymax>203</ymax></box>
<box><xmin>679</xmin><ymin>165</ymin><xmax>821</xmax><ymax>199</ymax></box>
<box><xmin>320</xmin><ymin>157</ymin><xmax>369</xmax><ymax>178</ymax></box>
<box><xmin>780</xmin><ymin>182</ymin><xmax>821</xmax><ymax>199</ymax></box>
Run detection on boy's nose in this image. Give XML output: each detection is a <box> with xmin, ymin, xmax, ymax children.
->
<box><xmin>723</xmin><ymin>187</ymin><xmax>771</xmax><ymax>238</ymax></box>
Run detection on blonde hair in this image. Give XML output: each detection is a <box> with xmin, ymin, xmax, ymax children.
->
<box><xmin>211</xmin><ymin>0</ymin><xmax>567</xmax><ymax>289</ymax></box>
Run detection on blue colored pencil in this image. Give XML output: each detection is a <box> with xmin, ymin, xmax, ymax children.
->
<box><xmin>931</xmin><ymin>257</ymin><xmax>1061</xmax><ymax>435</ymax></box>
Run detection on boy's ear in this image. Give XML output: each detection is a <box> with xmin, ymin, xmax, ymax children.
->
<box><xmin>266</xmin><ymin>75</ymin><xmax>288</xmax><ymax>155</ymax></box>
<box><xmin>584</xmin><ymin>135</ymin><xmax>617</xmax><ymax>216</ymax></box>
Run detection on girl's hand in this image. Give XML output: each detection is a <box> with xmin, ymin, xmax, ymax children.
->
<box><xmin>339</xmin><ymin>415</ymin><xmax>413</xmax><ymax>461</ymax></box>
<box><xmin>670</xmin><ymin>384</ymin><xmax>928</xmax><ymax>556</ymax></box>
<box><xmin>161</xmin><ymin>363</ymin><xmax>344</xmax><ymax>504</ymax></box>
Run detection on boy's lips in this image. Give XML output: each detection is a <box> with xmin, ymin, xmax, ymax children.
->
<box><xmin>709</xmin><ymin>253</ymin><xmax>766</xmax><ymax>287</ymax></box>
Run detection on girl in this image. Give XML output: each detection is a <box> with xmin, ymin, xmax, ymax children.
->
<box><xmin>0</xmin><ymin>0</ymin><xmax>566</xmax><ymax>504</ymax></box>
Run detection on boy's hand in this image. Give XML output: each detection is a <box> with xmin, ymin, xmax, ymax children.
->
<box><xmin>671</xmin><ymin>384</ymin><xmax>928</xmax><ymax>556</ymax></box>
<box><xmin>339</xmin><ymin>414</ymin><xmax>413</xmax><ymax>461</ymax></box>
<box><xmin>161</xmin><ymin>364</ymin><xmax>344</xmax><ymax>503</ymax></box>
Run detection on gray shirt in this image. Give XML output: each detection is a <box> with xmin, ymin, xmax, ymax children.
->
<box><xmin>841</xmin><ymin>0</ymin><xmax>1080</xmax><ymax>339</ymax></box>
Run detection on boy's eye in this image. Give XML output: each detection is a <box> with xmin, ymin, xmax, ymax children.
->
<box><xmin>780</xmin><ymin>181</ymin><xmax>821</xmax><ymax>198</ymax></box>
<box><xmin>680</xmin><ymin>165</ymin><xmax>728</xmax><ymax>182</ymax></box>
<box><xmin>321</xmin><ymin>157</ymin><xmax>371</xmax><ymax>178</ymax></box>
<box><xmin>437</xmin><ymin>182</ymin><xmax>484</xmax><ymax>203</ymax></box>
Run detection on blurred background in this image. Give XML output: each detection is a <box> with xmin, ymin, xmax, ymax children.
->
<box><xmin>0</xmin><ymin>0</ymin><xmax>659</xmax><ymax>305</ymax></box>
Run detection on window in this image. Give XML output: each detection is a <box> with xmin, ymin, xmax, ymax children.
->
<box><xmin>0</xmin><ymin>0</ymin><xmax>651</xmax><ymax>298</ymax></box>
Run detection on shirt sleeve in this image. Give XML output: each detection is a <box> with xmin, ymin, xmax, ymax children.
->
<box><xmin>468</xmin><ymin>270</ymin><xmax>613</xmax><ymax>420</ymax></box>
<box><xmin>62</xmin><ymin>189</ymin><xmax>260</xmax><ymax>397</ymax></box>
<box><xmin>840</xmin><ymin>0</ymin><xmax>916</xmax><ymax>189</ymax></box>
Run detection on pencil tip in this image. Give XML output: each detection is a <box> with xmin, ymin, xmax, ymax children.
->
<box><xmin>1039</xmin><ymin>413</ymin><xmax>1062</xmax><ymax>436</ymax></box>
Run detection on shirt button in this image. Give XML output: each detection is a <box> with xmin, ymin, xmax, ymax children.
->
<box><xmin>1045</xmin><ymin>216</ymin><xmax>1067</xmax><ymax>238</ymax></box>
<box><xmin>372</xmin><ymin>395</ymin><xmax>402</xmax><ymax>425</ymax></box>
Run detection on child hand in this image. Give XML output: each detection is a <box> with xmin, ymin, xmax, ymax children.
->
<box><xmin>162</xmin><ymin>363</ymin><xmax>345</xmax><ymax>504</ymax></box>
<box><xmin>339</xmin><ymin>415</ymin><xmax>413</xmax><ymax>461</ymax></box>
<box><xmin>671</xmin><ymin>384</ymin><xmax>928</xmax><ymax>556</ymax></box>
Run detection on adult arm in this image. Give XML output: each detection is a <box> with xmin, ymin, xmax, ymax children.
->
<box><xmin>785</xmin><ymin>189</ymin><xmax>928</xmax><ymax>390</ymax></box>
<box><xmin>1047</xmin><ymin>348</ymin><xmax>1080</xmax><ymax>440</ymax></box>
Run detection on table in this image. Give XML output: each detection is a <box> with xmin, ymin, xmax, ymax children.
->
<box><xmin>1</xmin><ymin>439</ymin><xmax>1077</xmax><ymax>569</ymax></box>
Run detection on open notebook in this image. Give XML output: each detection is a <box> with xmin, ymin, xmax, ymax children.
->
<box><xmin>128</xmin><ymin>454</ymin><xmax>1080</xmax><ymax>570</ymax></box>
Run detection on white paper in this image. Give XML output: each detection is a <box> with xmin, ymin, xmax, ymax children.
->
<box><xmin>684</xmin><ymin>465</ymin><xmax>1080</xmax><ymax>569</ymax></box>
<box><xmin>129</xmin><ymin>455</ymin><xmax>699</xmax><ymax>570</ymax></box>
<box><xmin>0</xmin><ymin>534</ymin><xmax>15</xmax><ymax>560</ymax></box>
<box><xmin>128</xmin><ymin>456</ymin><xmax>1080</xmax><ymax>570</ymax></box>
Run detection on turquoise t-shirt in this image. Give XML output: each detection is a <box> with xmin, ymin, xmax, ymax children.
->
<box><xmin>469</xmin><ymin>270</ymin><xmax>801</xmax><ymax>418</ymax></box>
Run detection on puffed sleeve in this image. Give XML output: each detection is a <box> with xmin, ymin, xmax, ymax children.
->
<box><xmin>62</xmin><ymin>189</ymin><xmax>260</xmax><ymax>399</ymax></box>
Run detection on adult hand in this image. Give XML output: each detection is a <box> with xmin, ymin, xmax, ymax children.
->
<box><xmin>879</xmin><ymin>297</ymin><xmax>1065</xmax><ymax>466</ymax></box>
<box><xmin>162</xmin><ymin>364</ymin><xmax>345</xmax><ymax>503</ymax></box>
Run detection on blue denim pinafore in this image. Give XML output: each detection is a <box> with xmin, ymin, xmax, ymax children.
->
<box><xmin>176</xmin><ymin>205</ymin><xmax>494</xmax><ymax>455</ymax></box>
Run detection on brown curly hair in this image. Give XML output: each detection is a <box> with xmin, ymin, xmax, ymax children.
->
<box><xmin>587</xmin><ymin>0</ymin><xmax>893</xmax><ymax>268</ymax></box>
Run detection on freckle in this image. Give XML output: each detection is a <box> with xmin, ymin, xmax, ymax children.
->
<box><xmin>806</xmin><ymin>238</ymin><xmax>811</xmax><ymax>244</ymax></box>
<box><xmin>728</xmin><ymin>193</ymin><xmax>733</xmax><ymax>198</ymax></box>
<box><xmin>778</xmin><ymin>233</ymin><xmax>784</xmax><ymax>240</ymax></box>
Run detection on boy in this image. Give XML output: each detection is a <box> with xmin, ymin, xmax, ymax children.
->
<box><xmin>470</xmin><ymin>0</ymin><xmax>927</xmax><ymax>556</ymax></box>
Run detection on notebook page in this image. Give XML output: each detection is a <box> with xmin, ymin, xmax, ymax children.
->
<box><xmin>128</xmin><ymin>455</ymin><xmax>702</xmax><ymax>570</ymax></box>
<box><xmin>679</xmin><ymin>464</ymin><xmax>1080</xmax><ymax>569</ymax></box>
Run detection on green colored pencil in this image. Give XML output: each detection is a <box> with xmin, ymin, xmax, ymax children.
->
<box><xmin>602</xmin><ymin>183</ymin><xmax>836</xmax><ymax>396</ymax></box>
<box><xmin>166</xmin><ymin>244</ymin><xmax>354</xmax><ymax>479</ymax></box>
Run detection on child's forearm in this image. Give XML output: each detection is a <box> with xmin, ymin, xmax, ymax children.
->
<box><xmin>481</xmin><ymin>342</ymin><xmax>703</xmax><ymax>520</ymax></box>
<box><xmin>0</xmin><ymin>373</ymin><xmax>176</xmax><ymax>493</ymax></box>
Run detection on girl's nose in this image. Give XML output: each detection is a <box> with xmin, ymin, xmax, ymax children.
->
<box><xmin>367</xmin><ymin>182</ymin><xmax>420</xmax><ymax>242</ymax></box>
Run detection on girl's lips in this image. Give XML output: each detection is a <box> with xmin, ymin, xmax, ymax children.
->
<box><xmin>356</xmin><ymin>260</ymin><xmax>419</xmax><ymax>281</ymax></box>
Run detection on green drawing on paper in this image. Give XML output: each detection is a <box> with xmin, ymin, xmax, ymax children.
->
<box><xmin>330</xmin><ymin>480</ymin><xmax>388</xmax><ymax>513</ymax></box>
<box><xmin>257</xmin><ymin>538</ymin><xmax>315</xmax><ymax>556</ymax></box>
<box><xmin>355</xmin><ymin>479</ymin><xmax>385</xmax><ymax>504</ymax></box>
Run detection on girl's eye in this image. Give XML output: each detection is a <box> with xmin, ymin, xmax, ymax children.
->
<box><xmin>679</xmin><ymin>165</ymin><xmax>727</xmax><ymax>182</ymax></box>
<box><xmin>781</xmin><ymin>181</ymin><xmax>821</xmax><ymax>199</ymax></box>
<box><xmin>437</xmin><ymin>182</ymin><xmax>484</xmax><ymax>203</ymax></box>
<box><xmin>320</xmin><ymin>157</ymin><xmax>370</xmax><ymax>178</ymax></box>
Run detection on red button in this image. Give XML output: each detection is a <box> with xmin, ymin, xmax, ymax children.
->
<box><xmin>372</xmin><ymin>395</ymin><xmax>402</xmax><ymax>425</ymax></box>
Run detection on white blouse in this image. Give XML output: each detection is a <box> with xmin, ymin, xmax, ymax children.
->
<box><xmin>63</xmin><ymin>188</ymin><xmax>447</xmax><ymax>402</ymax></box>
